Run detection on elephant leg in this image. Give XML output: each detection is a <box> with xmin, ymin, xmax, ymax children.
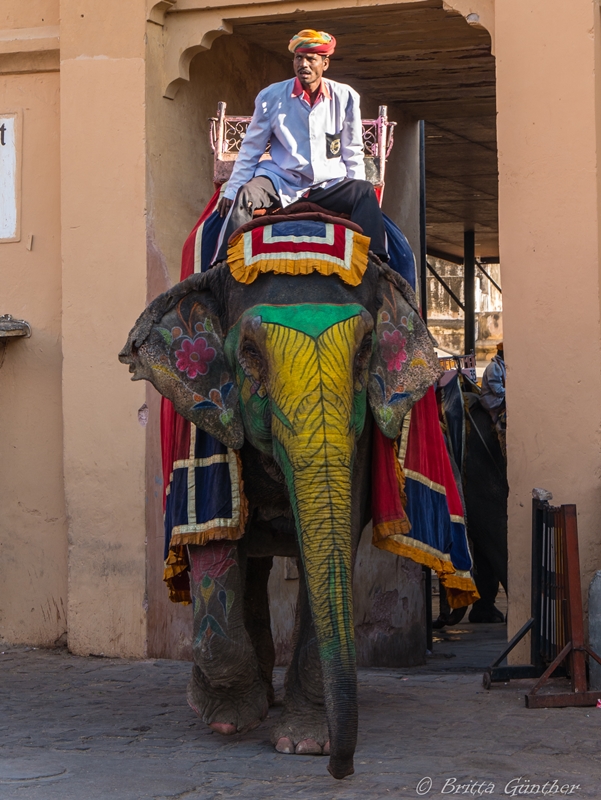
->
<box><xmin>271</xmin><ymin>563</ymin><xmax>329</xmax><ymax>756</ymax></box>
<box><xmin>243</xmin><ymin>555</ymin><xmax>276</xmax><ymax>706</ymax></box>
<box><xmin>187</xmin><ymin>541</ymin><xmax>269</xmax><ymax>735</ymax></box>
<box><xmin>433</xmin><ymin>584</ymin><xmax>468</xmax><ymax>628</ymax></box>
<box><xmin>468</xmin><ymin>545</ymin><xmax>505</xmax><ymax>623</ymax></box>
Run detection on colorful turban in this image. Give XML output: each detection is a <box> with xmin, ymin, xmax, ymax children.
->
<box><xmin>288</xmin><ymin>29</ymin><xmax>336</xmax><ymax>57</ymax></box>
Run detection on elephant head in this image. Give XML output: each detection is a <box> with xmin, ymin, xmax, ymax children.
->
<box><xmin>119</xmin><ymin>258</ymin><xmax>439</xmax><ymax>778</ymax></box>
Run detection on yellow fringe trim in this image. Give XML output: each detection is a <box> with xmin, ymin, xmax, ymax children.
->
<box><xmin>373</xmin><ymin>518</ymin><xmax>412</xmax><ymax>539</ymax></box>
<box><xmin>163</xmin><ymin>449</ymin><xmax>249</xmax><ymax>604</ymax></box>
<box><xmin>393</xmin><ymin>438</ymin><xmax>409</xmax><ymax>510</ymax></box>
<box><xmin>163</xmin><ymin>546</ymin><xmax>192</xmax><ymax>605</ymax></box>
<box><xmin>373</xmin><ymin>533</ymin><xmax>480</xmax><ymax>609</ymax></box>
<box><xmin>227</xmin><ymin>228</ymin><xmax>370</xmax><ymax>287</ymax></box>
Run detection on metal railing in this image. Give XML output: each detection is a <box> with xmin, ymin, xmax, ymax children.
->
<box><xmin>484</xmin><ymin>491</ymin><xmax>601</xmax><ymax>708</ymax></box>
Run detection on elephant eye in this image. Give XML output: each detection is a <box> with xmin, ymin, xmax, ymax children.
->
<box><xmin>240</xmin><ymin>341</ymin><xmax>261</xmax><ymax>360</ymax></box>
<box><xmin>354</xmin><ymin>335</ymin><xmax>373</xmax><ymax>377</ymax></box>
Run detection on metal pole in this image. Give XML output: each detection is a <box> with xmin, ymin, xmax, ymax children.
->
<box><xmin>464</xmin><ymin>229</ymin><xmax>476</xmax><ymax>354</ymax></box>
<box><xmin>424</xmin><ymin>566</ymin><xmax>433</xmax><ymax>652</ymax></box>
<box><xmin>419</xmin><ymin>121</ymin><xmax>427</xmax><ymax>323</ymax></box>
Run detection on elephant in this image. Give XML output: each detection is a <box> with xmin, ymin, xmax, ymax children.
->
<box><xmin>463</xmin><ymin>391</ymin><xmax>508</xmax><ymax>622</ymax></box>
<box><xmin>119</xmin><ymin>236</ymin><xmax>440</xmax><ymax>779</ymax></box>
<box><xmin>435</xmin><ymin>373</ymin><xmax>508</xmax><ymax>626</ymax></box>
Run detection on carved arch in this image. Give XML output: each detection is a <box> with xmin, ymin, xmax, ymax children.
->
<box><xmin>156</xmin><ymin>0</ymin><xmax>495</xmax><ymax>100</ymax></box>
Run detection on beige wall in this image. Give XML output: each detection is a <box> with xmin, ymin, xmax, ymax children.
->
<box><xmin>0</xmin><ymin>0</ymin><xmax>59</xmax><ymax>28</ymax></box>
<box><xmin>60</xmin><ymin>0</ymin><xmax>149</xmax><ymax>657</ymax></box>
<box><xmin>0</xmin><ymin>65</ymin><xmax>66</xmax><ymax>646</ymax></box>
<box><xmin>496</xmin><ymin>0</ymin><xmax>601</xmax><ymax>656</ymax></box>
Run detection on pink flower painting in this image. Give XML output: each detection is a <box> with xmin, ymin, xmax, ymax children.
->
<box><xmin>380</xmin><ymin>329</ymin><xmax>408</xmax><ymax>372</ymax></box>
<box><xmin>175</xmin><ymin>336</ymin><xmax>216</xmax><ymax>379</ymax></box>
<box><xmin>191</xmin><ymin>541</ymin><xmax>237</xmax><ymax>583</ymax></box>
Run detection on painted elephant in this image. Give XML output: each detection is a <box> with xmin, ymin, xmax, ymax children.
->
<box><xmin>435</xmin><ymin>374</ymin><xmax>507</xmax><ymax>626</ymax></box>
<box><xmin>119</xmin><ymin>245</ymin><xmax>440</xmax><ymax>779</ymax></box>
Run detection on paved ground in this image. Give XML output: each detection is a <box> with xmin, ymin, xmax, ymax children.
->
<box><xmin>1</xmin><ymin>620</ymin><xmax>600</xmax><ymax>800</ymax></box>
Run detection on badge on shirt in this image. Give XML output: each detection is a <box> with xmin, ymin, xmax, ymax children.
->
<box><xmin>326</xmin><ymin>132</ymin><xmax>342</xmax><ymax>159</ymax></box>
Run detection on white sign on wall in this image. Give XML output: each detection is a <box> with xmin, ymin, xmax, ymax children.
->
<box><xmin>0</xmin><ymin>112</ymin><xmax>21</xmax><ymax>243</ymax></box>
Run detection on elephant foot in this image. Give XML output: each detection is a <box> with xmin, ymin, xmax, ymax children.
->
<box><xmin>275</xmin><ymin>736</ymin><xmax>330</xmax><ymax>755</ymax></box>
<box><xmin>433</xmin><ymin>605</ymin><xmax>468</xmax><ymax>628</ymax></box>
<box><xmin>271</xmin><ymin>698</ymin><xmax>329</xmax><ymax>756</ymax></box>
<box><xmin>187</xmin><ymin>664</ymin><xmax>269</xmax><ymax>735</ymax></box>
<box><xmin>468</xmin><ymin>603</ymin><xmax>505</xmax><ymax>624</ymax></box>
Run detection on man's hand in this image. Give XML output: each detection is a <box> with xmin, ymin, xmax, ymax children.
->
<box><xmin>218</xmin><ymin>197</ymin><xmax>233</xmax><ymax>217</ymax></box>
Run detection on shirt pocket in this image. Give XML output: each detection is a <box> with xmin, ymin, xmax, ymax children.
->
<box><xmin>325</xmin><ymin>132</ymin><xmax>342</xmax><ymax>159</ymax></box>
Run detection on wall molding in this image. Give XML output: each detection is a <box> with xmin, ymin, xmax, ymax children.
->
<box><xmin>0</xmin><ymin>26</ymin><xmax>60</xmax><ymax>75</ymax></box>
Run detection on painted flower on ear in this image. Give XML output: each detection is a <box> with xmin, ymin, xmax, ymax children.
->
<box><xmin>175</xmin><ymin>336</ymin><xmax>216</xmax><ymax>379</ymax></box>
<box><xmin>380</xmin><ymin>329</ymin><xmax>407</xmax><ymax>372</ymax></box>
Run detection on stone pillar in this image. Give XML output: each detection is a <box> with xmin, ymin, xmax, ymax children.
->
<box><xmin>268</xmin><ymin>524</ymin><xmax>426</xmax><ymax>668</ymax></box>
<box><xmin>495</xmin><ymin>0</ymin><xmax>601</xmax><ymax>659</ymax></box>
<box><xmin>60</xmin><ymin>0</ymin><xmax>148</xmax><ymax>657</ymax></box>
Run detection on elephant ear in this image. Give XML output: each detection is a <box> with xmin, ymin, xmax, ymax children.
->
<box><xmin>368</xmin><ymin>265</ymin><xmax>441</xmax><ymax>439</ymax></box>
<box><xmin>119</xmin><ymin>272</ymin><xmax>244</xmax><ymax>449</ymax></box>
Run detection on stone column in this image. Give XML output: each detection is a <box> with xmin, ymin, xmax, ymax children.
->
<box><xmin>495</xmin><ymin>0</ymin><xmax>601</xmax><ymax>659</ymax></box>
<box><xmin>60</xmin><ymin>0</ymin><xmax>148</xmax><ymax>657</ymax></box>
<box><xmin>588</xmin><ymin>572</ymin><xmax>601</xmax><ymax>690</ymax></box>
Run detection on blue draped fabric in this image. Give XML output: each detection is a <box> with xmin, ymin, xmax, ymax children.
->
<box><xmin>383</xmin><ymin>213</ymin><xmax>417</xmax><ymax>290</ymax></box>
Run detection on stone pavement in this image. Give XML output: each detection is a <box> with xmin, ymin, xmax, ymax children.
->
<box><xmin>1</xmin><ymin>635</ymin><xmax>601</xmax><ymax>800</ymax></box>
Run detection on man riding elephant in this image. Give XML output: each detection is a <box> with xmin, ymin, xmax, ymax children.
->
<box><xmin>119</xmin><ymin>30</ymin><xmax>479</xmax><ymax>780</ymax></box>
<box><xmin>214</xmin><ymin>29</ymin><xmax>388</xmax><ymax>263</ymax></box>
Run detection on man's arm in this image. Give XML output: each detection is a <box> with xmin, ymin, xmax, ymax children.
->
<box><xmin>340</xmin><ymin>88</ymin><xmax>366</xmax><ymax>181</ymax></box>
<box><xmin>218</xmin><ymin>92</ymin><xmax>272</xmax><ymax>215</ymax></box>
<box><xmin>481</xmin><ymin>361</ymin><xmax>506</xmax><ymax>410</ymax></box>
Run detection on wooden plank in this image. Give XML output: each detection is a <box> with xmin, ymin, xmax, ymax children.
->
<box><xmin>525</xmin><ymin>690</ymin><xmax>601</xmax><ymax>709</ymax></box>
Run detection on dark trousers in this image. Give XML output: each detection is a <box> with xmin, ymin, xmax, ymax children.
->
<box><xmin>215</xmin><ymin>176</ymin><xmax>387</xmax><ymax>262</ymax></box>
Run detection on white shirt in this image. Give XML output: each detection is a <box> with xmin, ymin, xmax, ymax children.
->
<box><xmin>223</xmin><ymin>77</ymin><xmax>366</xmax><ymax>207</ymax></box>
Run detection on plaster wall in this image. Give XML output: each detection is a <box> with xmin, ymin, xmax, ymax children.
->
<box><xmin>0</xmin><ymin>67</ymin><xmax>66</xmax><ymax>646</ymax></box>
<box><xmin>496</xmin><ymin>0</ymin><xmax>601</xmax><ymax>658</ymax></box>
<box><xmin>0</xmin><ymin>0</ymin><xmax>59</xmax><ymax>29</ymax></box>
<box><xmin>60</xmin><ymin>0</ymin><xmax>149</xmax><ymax>657</ymax></box>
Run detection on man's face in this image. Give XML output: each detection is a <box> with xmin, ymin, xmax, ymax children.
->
<box><xmin>293</xmin><ymin>52</ymin><xmax>329</xmax><ymax>86</ymax></box>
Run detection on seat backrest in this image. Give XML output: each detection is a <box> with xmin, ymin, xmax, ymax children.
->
<box><xmin>439</xmin><ymin>353</ymin><xmax>477</xmax><ymax>384</ymax></box>
<box><xmin>209</xmin><ymin>102</ymin><xmax>396</xmax><ymax>204</ymax></box>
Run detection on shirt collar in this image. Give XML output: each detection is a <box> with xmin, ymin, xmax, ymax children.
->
<box><xmin>291</xmin><ymin>77</ymin><xmax>331</xmax><ymax>106</ymax></box>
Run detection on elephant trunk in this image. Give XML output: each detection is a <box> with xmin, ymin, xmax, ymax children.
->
<box><xmin>288</xmin><ymin>458</ymin><xmax>357</xmax><ymax>779</ymax></box>
<box><xmin>261</xmin><ymin>312</ymin><xmax>368</xmax><ymax>778</ymax></box>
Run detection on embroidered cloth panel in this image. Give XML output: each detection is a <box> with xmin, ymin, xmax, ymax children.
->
<box><xmin>227</xmin><ymin>220</ymin><xmax>370</xmax><ymax>286</ymax></box>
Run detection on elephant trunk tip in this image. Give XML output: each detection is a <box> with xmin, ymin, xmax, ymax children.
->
<box><xmin>327</xmin><ymin>757</ymin><xmax>355</xmax><ymax>780</ymax></box>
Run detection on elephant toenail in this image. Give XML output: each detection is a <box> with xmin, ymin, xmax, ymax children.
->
<box><xmin>295</xmin><ymin>738</ymin><xmax>323</xmax><ymax>755</ymax></box>
<box><xmin>323</xmin><ymin>741</ymin><xmax>330</xmax><ymax>755</ymax></box>
<box><xmin>210</xmin><ymin>722</ymin><xmax>237</xmax><ymax>735</ymax></box>
<box><xmin>275</xmin><ymin>736</ymin><xmax>294</xmax><ymax>754</ymax></box>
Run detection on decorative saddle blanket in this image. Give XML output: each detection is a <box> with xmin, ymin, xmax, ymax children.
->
<box><xmin>227</xmin><ymin>214</ymin><xmax>370</xmax><ymax>286</ymax></box>
<box><xmin>160</xmin><ymin>187</ymin><xmax>478</xmax><ymax>608</ymax></box>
